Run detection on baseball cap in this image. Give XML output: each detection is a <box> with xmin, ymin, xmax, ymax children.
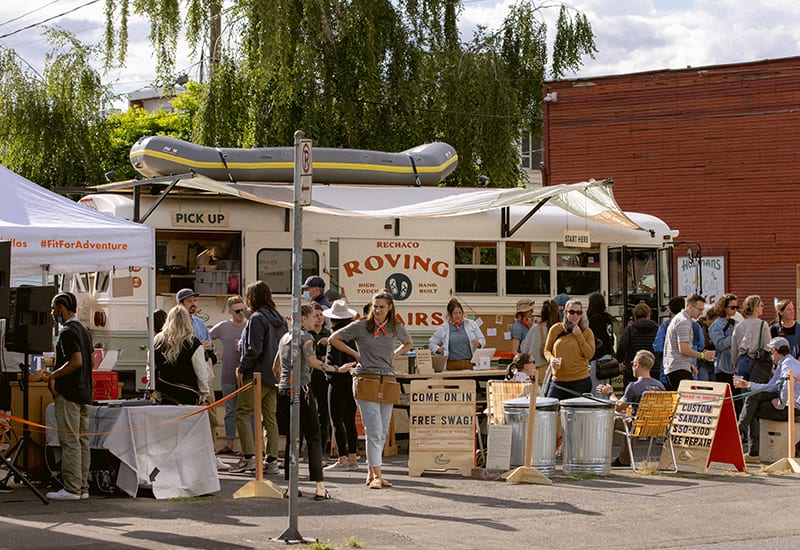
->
<box><xmin>302</xmin><ymin>276</ymin><xmax>325</xmax><ymax>289</ymax></box>
<box><xmin>176</xmin><ymin>288</ymin><xmax>199</xmax><ymax>302</ymax></box>
<box><xmin>767</xmin><ymin>336</ymin><xmax>790</xmax><ymax>350</ymax></box>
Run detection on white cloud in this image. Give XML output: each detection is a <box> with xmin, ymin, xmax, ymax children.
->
<box><xmin>2</xmin><ymin>0</ymin><xmax>800</xmax><ymax>105</ymax></box>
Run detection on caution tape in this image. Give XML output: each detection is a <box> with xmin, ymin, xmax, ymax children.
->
<box><xmin>0</xmin><ymin>380</ymin><xmax>255</xmax><ymax>438</ymax></box>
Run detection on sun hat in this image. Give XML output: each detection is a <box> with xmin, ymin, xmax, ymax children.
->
<box><xmin>323</xmin><ymin>299</ymin><xmax>357</xmax><ymax>320</ymax></box>
<box><xmin>515</xmin><ymin>298</ymin><xmax>534</xmax><ymax>313</ymax></box>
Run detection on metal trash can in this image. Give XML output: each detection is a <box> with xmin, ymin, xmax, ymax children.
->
<box><xmin>503</xmin><ymin>396</ymin><xmax>559</xmax><ymax>476</ymax></box>
<box><xmin>559</xmin><ymin>396</ymin><xmax>614</xmax><ymax>475</ymax></box>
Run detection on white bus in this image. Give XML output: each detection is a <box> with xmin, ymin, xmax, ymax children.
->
<box><xmin>73</xmin><ymin>180</ymin><xmax>677</xmax><ymax>393</ymax></box>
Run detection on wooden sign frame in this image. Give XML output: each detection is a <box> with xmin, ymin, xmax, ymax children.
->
<box><xmin>660</xmin><ymin>380</ymin><xmax>745</xmax><ymax>473</ymax></box>
<box><xmin>408</xmin><ymin>379</ymin><xmax>476</xmax><ymax>477</ymax></box>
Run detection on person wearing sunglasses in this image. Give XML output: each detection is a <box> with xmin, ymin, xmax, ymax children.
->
<box><xmin>771</xmin><ymin>299</ymin><xmax>800</xmax><ymax>358</ymax></box>
<box><xmin>210</xmin><ymin>295</ymin><xmax>248</xmax><ymax>455</ymax></box>
<box><xmin>543</xmin><ymin>299</ymin><xmax>595</xmax><ymax>400</ymax></box>
<box><xmin>709</xmin><ymin>294</ymin><xmax>740</xmax><ymax>414</ymax></box>
<box><xmin>663</xmin><ymin>293</ymin><xmax>715</xmax><ymax>391</ymax></box>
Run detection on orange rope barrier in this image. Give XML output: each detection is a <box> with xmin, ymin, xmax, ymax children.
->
<box><xmin>0</xmin><ymin>381</ymin><xmax>255</xmax><ymax>438</ymax></box>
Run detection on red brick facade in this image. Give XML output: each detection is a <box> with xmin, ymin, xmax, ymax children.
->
<box><xmin>542</xmin><ymin>57</ymin><xmax>800</xmax><ymax>316</ymax></box>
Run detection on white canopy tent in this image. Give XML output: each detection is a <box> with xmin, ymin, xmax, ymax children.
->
<box><xmin>0</xmin><ymin>163</ymin><xmax>156</xmax><ymax>377</ymax></box>
<box><xmin>0</xmin><ymin>164</ymin><xmax>154</xmax><ymax>277</ymax></box>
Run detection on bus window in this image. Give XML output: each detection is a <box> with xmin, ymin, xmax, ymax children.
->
<box><xmin>455</xmin><ymin>242</ymin><xmax>497</xmax><ymax>294</ymax></box>
<box><xmin>506</xmin><ymin>242</ymin><xmax>550</xmax><ymax>295</ymax></box>
<box><xmin>95</xmin><ymin>271</ymin><xmax>110</xmax><ymax>293</ymax></box>
<box><xmin>556</xmin><ymin>247</ymin><xmax>600</xmax><ymax>295</ymax></box>
<box><xmin>257</xmin><ymin>248</ymin><xmax>319</xmax><ymax>294</ymax></box>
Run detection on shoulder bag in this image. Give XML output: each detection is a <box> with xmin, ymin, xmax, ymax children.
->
<box><xmin>750</xmin><ymin>321</ymin><xmax>773</xmax><ymax>384</ymax></box>
<box><xmin>595</xmin><ymin>355</ymin><xmax>621</xmax><ymax>380</ymax></box>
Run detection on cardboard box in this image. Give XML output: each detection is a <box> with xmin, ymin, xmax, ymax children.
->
<box><xmin>759</xmin><ymin>418</ymin><xmax>800</xmax><ymax>463</ymax></box>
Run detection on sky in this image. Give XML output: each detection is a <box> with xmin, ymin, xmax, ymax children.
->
<box><xmin>1</xmin><ymin>0</ymin><xmax>800</xmax><ymax>109</ymax></box>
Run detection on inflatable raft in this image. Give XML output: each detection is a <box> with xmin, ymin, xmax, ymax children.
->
<box><xmin>130</xmin><ymin>135</ymin><xmax>458</xmax><ymax>186</ymax></box>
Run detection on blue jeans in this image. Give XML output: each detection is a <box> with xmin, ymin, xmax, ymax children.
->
<box><xmin>221</xmin><ymin>382</ymin><xmax>238</xmax><ymax>441</ymax></box>
<box><xmin>355</xmin><ymin>397</ymin><xmax>393</xmax><ymax>467</ymax></box>
<box><xmin>547</xmin><ymin>377</ymin><xmax>592</xmax><ymax>401</ymax></box>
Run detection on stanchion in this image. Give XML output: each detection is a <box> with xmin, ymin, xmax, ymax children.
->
<box><xmin>233</xmin><ymin>373</ymin><xmax>283</xmax><ymax>498</ymax></box>
<box><xmin>503</xmin><ymin>372</ymin><xmax>551</xmax><ymax>485</ymax></box>
<box><xmin>764</xmin><ymin>371</ymin><xmax>800</xmax><ymax>474</ymax></box>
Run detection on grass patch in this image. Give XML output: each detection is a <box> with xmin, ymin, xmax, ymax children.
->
<box><xmin>310</xmin><ymin>540</ymin><xmax>337</xmax><ymax>550</ymax></box>
<box><xmin>345</xmin><ymin>538</ymin><xmax>363</xmax><ymax>548</ymax></box>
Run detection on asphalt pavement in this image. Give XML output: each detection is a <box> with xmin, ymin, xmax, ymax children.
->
<box><xmin>2</xmin><ymin>449</ymin><xmax>800</xmax><ymax>550</ymax></box>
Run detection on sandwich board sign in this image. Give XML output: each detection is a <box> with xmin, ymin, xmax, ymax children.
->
<box><xmin>408</xmin><ymin>379</ymin><xmax>475</xmax><ymax>477</ymax></box>
<box><xmin>660</xmin><ymin>380</ymin><xmax>745</xmax><ymax>473</ymax></box>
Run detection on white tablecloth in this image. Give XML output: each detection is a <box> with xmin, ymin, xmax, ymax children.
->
<box><xmin>46</xmin><ymin>404</ymin><xmax>219</xmax><ymax>499</ymax></box>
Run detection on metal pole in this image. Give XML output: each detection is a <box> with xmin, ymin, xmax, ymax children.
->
<box><xmin>276</xmin><ymin>130</ymin><xmax>308</xmax><ymax>543</ymax></box>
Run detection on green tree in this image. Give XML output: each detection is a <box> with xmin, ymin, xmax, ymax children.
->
<box><xmin>0</xmin><ymin>30</ymin><xmax>115</xmax><ymax>189</ymax></box>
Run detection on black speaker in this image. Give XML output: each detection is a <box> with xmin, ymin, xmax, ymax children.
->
<box><xmin>0</xmin><ymin>241</ymin><xmax>9</xmax><ymax>319</ymax></box>
<box><xmin>5</xmin><ymin>285</ymin><xmax>56</xmax><ymax>354</ymax></box>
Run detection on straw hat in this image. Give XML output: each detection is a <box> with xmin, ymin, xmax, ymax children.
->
<box><xmin>323</xmin><ymin>299</ymin><xmax>357</xmax><ymax>320</ymax></box>
<box><xmin>515</xmin><ymin>298</ymin><xmax>534</xmax><ymax>313</ymax></box>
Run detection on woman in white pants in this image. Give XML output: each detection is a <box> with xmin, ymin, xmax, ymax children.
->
<box><xmin>329</xmin><ymin>290</ymin><xmax>412</xmax><ymax>489</ymax></box>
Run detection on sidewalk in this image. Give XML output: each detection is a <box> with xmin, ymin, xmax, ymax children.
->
<box><xmin>2</xmin><ymin>451</ymin><xmax>800</xmax><ymax>550</ymax></box>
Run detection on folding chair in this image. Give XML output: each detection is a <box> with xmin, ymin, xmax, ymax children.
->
<box><xmin>616</xmin><ymin>390</ymin><xmax>679</xmax><ymax>472</ymax></box>
<box><xmin>485</xmin><ymin>380</ymin><xmax>533</xmax><ymax>425</ymax></box>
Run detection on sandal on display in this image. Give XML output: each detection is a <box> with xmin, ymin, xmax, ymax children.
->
<box><xmin>314</xmin><ymin>489</ymin><xmax>332</xmax><ymax>501</ymax></box>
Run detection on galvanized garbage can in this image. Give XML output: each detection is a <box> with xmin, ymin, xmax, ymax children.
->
<box><xmin>559</xmin><ymin>396</ymin><xmax>614</xmax><ymax>475</ymax></box>
<box><xmin>503</xmin><ymin>396</ymin><xmax>559</xmax><ymax>476</ymax></box>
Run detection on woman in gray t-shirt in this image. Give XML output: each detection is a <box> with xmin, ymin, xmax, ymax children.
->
<box><xmin>329</xmin><ymin>290</ymin><xmax>413</xmax><ymax>490</ymax></box>
<box><xmin>275</xmin><ymin>304</ymin><xmax>333</xmax><ymax>500</ymax></box>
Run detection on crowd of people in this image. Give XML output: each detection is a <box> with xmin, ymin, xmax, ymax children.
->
<box><xmin>144</xmin><ymin>276</ymin><xmax>413</xmax><ymax>499</ymax></box>
<box><xmin>43</xmin><ymin>278</ymin><xmax>800</xmax><ymax>500</ymax></box>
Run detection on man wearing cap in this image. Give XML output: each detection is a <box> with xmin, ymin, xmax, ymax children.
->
<box><xmin>734</xmin><ymin>336</ymin><xmax>800</xmax><ymax>462</ymax></box>
<box><xmin>302</xmin><ymin>276</ymin><xmax>331</xmax><ymax>309</ymax></box>
<box><xmin>176</xmin><ymin>288</ymin><xmax>214</xmax><ymax>355</ymax></box>
<box><xmin>510</xmin><ymin>299</ymin><xmax>534</xmax><ymax>353</ymax></box>
<box><xmin>42</xmin><ymin>292</ymin><xmax>93</xmax><ymax>501</ymax></box>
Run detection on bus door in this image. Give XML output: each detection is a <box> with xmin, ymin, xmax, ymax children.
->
<box><xmin>608</xmin><ymin>247</ymin><xmax>665</xmax><ymax>337</ymax></box>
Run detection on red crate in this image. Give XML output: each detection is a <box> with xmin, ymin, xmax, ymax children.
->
<box><xmin>92</xmin><ymin>371</ymin><xmax>119</xmax><ymax>400</ymax></box>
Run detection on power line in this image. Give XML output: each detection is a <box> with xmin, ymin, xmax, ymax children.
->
<box><xmin>0</xmin><ymin>0</ymin><xmax>59</xmax><ymax>29</ymax></box>
<box><xmin>0</xmin><ymin>0</ymin><xmax>101</xmax><ymax>40</ymax></box>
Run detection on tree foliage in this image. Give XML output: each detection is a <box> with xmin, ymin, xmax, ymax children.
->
<box><xmin>0</xmin><ymin>30</ymin><xmax>115</xmax><ymax>189</ymax></box>
<box><xmin>103</xmin><ymin>0</ymin><xmax>595</xmax><ymax>186</ymax></box>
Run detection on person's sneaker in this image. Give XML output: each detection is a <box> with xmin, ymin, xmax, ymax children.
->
<box><xmin>0</xmin><ymin>485</ymin><xmax>13</xmax><ymax>494</ymax></box>
<box><xmin>744</xmin><ymin>453</ymin><xmax>761</xmax><ymax>464</ymax></box>
<box><xmin>80</xmin><ymin>492</ymin><xmax>90</xmax><ymax>500</ymax></box>
<box><xmin>46</xmin><ymin>488</ymin><xmax>81</xmax><ymax>501</ymax></box>
<box><xmin>216</xmin><ymin>457</ymin><xmax>231</xmax><ymax>471</ymax></box>
<box><xmin>611</xmin><ymin>458</ymin><xmax>629</xmax><ymax>468</ymax></box>
<box><xmin>231</xmin><ymin>456</ymin><xmax>256</xmax><ymax>473</ymax></box>
<box><xmin>263</xmin><ymin>459</ymin><xmax>279</xmax><ymax>474</ymax></box>
<box><xmin>324</xmin><ymin>461</ymin><xmax>349</xmax><ymax>471</ymax></box>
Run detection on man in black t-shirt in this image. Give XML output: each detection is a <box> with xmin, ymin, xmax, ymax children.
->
<box><xmin>42</xmin><ymin>292</ymin><xmax>93</xmax><ymax>501</ymax></box>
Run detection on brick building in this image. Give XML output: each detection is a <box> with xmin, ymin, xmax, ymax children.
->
<box><xmin>541</xmin><ymin>56</ymin><xmax>800</xmax><ymax>317</ymax></box>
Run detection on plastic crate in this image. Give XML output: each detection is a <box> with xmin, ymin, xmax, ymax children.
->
<box><xmin>92</xmin><ymin>371</ymin><xmax>119</xmax><ymax>400</ymax></box>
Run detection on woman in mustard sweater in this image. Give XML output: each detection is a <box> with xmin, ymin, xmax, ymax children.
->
<box><xmin>543</xmin><ymin>299</ymin><xmax>595</xmax><ymax>400</ymax></box>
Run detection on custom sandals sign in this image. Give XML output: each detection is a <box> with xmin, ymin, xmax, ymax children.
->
<box><xmin>408</xmin><ymin>379</ymin><xmax>476</xmax><ymax>477</ymax></box>
<box><xmin>659</xmin><ymin>380</ymin><xmax>745</xmax><ymax>473</ymax></box>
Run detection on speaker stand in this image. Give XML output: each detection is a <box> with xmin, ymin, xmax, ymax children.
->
<box><xmin>0</xmin><ymin>355</ymin><xmax>48</xmax><ymax>504</ymax></box>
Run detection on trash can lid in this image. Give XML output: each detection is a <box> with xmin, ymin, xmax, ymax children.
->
<box><xmin>559</xmin><ymin>396</ymin><xmax>614</xmax><ymax>408</ymax></box>
<box><xmin>503</xmin><ymin>396</ymin><xmax>559</xmax><ymax>411</ymax></box>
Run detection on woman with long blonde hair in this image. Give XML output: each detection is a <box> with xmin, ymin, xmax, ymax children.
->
<box><xmin>154</xmin><ymin>306</ymin><xmax>210</xmax><ymax>405</ymax></box>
